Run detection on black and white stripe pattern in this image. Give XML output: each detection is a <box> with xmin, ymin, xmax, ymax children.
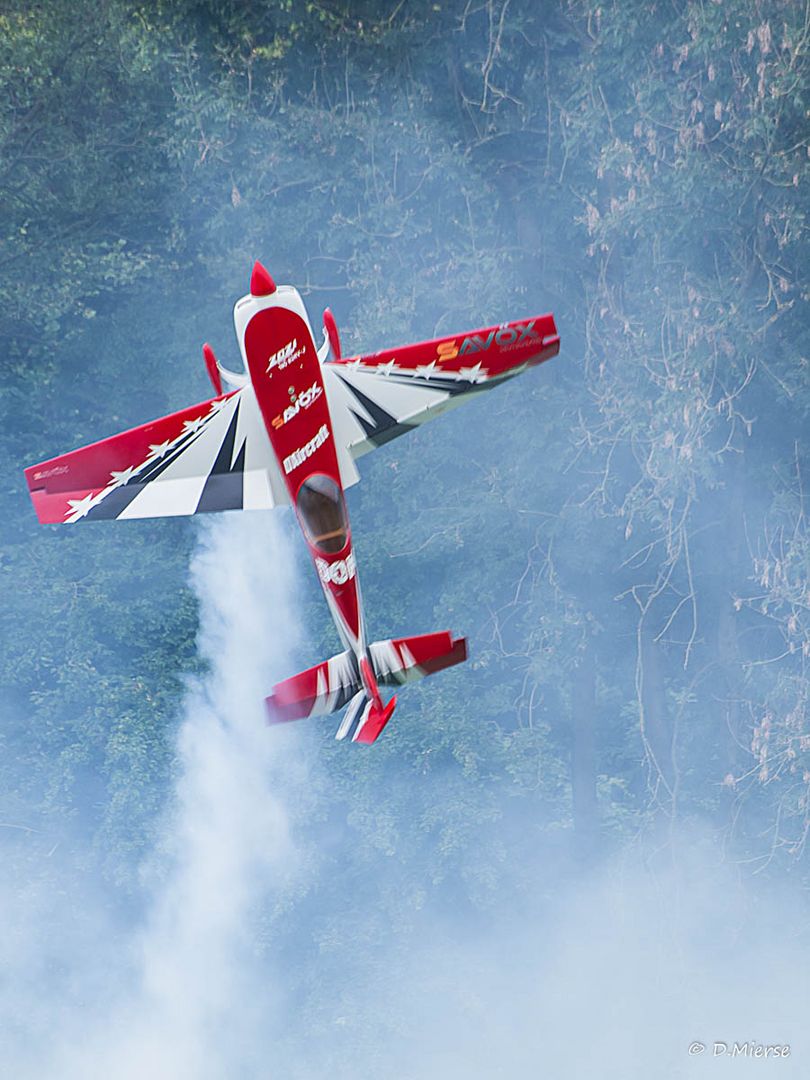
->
<box><xmin>68</xmin><ymin>388</ymin><xmax>285</xmax><ymax>523</ymax></box>
<box><xmin>322</xmin><ymin>360</ymin><xmax>526</xmax><ymax>458</ymax></box>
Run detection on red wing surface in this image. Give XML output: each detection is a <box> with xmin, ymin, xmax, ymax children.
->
<box><xmin>322</xmin><ymin>313</ymin><xmax>559</xmax><ymax>457</ymax></box>
<box><xmin>25</xmin><ymin>386</ymin><xmax>285</xmax><ymax>524</ymax></box>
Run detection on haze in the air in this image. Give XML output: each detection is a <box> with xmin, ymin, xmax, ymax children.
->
<box><xmin>1</xmin><ymin>2</ymin><xmax>807</xmax><ymax>1078</ymax></box>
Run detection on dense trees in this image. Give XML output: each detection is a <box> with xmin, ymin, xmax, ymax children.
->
<box><xmin>1</xmin><ymin>0</ymin><xmax>807</xmax><ymax>927</ymax></box>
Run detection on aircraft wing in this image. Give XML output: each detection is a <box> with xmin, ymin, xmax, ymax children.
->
<box><xmin>321</xmin><ymin>313</ymin><xmax>559</xmax><ymax>459</ymax></box>
<box><xmin>25</xmin><ymin>385</ymin><xmax>289</xmax><ymax>524</ymax></box>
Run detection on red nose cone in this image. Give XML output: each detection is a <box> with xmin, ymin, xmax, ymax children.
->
<box><xmin>250</xmin><ymin>261</ymin><xmax>276</xmax><ymax>296</ymax></box>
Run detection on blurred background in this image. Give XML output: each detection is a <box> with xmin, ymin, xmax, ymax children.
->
<box><xmin>0</xmin><ymin>2</ymin><xmax>807</xmax><ymax>1076</ymax></box>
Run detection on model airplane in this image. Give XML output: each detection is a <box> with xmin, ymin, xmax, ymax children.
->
<box><xmin>25</xmin><ymin>262</ymin><xmax>559</xmax><ymax>743</ymax></box>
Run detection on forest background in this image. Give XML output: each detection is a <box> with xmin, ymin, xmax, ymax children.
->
<box><xmin>0</xmin><ymin>1</ymin><xmax>808</xmax><ymax>1077</ymax></box>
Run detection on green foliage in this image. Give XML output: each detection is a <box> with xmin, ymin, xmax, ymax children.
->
<box><xmin>1</xmin><ymin>0</ymin><xmax>808</xmax><ymax>919</ymax></box>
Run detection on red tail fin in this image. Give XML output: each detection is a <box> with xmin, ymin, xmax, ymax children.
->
<box><xmin>353</xmin><ymin>696</ymin><xmax>397</xmax><ymax>744</ymax></box>
<box><xmin>265</xmin><ymin>630</ymin><xmax>468</xmax><ymax>742</ymax></box>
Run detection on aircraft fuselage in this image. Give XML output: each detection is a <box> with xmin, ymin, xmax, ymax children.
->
<box><xmin>237</xmin><ymin>284</ymin><xmax>368</xmax><ymax>671</ymax></box>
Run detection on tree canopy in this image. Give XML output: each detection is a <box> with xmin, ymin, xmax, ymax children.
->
<box><xmin>1</xmin><ymin>0</ymin><xmax>808</xmax><ymax>1065</ymax></box>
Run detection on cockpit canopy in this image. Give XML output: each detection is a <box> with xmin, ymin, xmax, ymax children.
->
<box><xmin>296</xmin><ymin>474</ymin><xmax>349</xmax><ymax>555</ymax></box>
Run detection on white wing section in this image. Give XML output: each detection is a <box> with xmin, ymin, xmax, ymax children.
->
<box><xmin>69</xmin><ymin>386</ymin><xmax>288</xmax><ymax>523</ymax></box>
<box><xmin>321</xmin><ymin>361</ymin><xmax>463</xmax><ymax>462</ymax></box>
<box><xmin>320</xmin><ymin>312</ymin><xmax>559</xmax><ymax>464</ymax></box>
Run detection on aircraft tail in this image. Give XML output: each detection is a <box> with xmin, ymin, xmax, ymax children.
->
<box><xmin>265</xmin><ymin>630</ymin><xmax>467</xmax><ymax>744</ymax></box>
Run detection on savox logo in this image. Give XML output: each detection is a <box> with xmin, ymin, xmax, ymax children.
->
<box><xmin>436</xmin><ymin>320</ymin><xmax>542</xmax><ymax>361</ymax></box>
<box><xmin>271</xmin><ymin>381</ymin><xmax>323</xmax><ymax>429</ymax></box>
<box><xmin>266</xmin><ymin>338</ymin><xmax>305</xmax><ymax>373</ymax></box>
<box><xmin>315</xmin><ymin>552</ymin><xmax>356</xmax><ymax>586</ymax></box>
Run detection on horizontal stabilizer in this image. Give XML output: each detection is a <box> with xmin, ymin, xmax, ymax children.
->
<box><xmin>266</xmin><ymin>650</ymin><xmax>360</xmax><ymax>725</ymax></box>
<box><xmin>369</xmin><ymin>631</ymin><xmax>467</xmax><ymax>687</ymax></box>
<box><xmin>265</xmin><ymin>630</ymin><xmax>467</xmax><ymax>741</ymax></box>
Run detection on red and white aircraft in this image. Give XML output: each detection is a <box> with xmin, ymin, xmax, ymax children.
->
<box><xmin>25</xmin><ymin>262</ymin><xmax>559</xmax><ymax>743</ymax></box>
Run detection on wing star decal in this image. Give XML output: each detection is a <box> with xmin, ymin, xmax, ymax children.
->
<box><xmin>458</xmin><ymin>363</ymin><xmax>485</xmax><ymax>383</ymax></box>
<box><xmin>330</xmin><ymin>359</ymin><xmax>527</xmax><ymax>451</ymax></box>
<box><xmin>65</xmin><ymin>393</ymin><xmax>246</xmax><ymax>522</ymax></box>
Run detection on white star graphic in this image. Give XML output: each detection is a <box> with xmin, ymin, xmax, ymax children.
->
<box><xmin>346</xmin><ymin>357</ymin><xmax>364</xmax><ymax>371</ymax></box>
<box><xmin>458</xmin><ymin>363</ymin><xmax>485</xmax><ymax>383</ymax></box>
<box><xmin>109</xmin><ymin>466</ymin><xmax>135</xmax><ymax>487</ymax></box>
<box><xmin>65</xmin><ymin>493</ymin><xmax>97</xmax><ymax>521</ymax></box>
<box><xmin>208</xmin><ymin>396</ymin><xmax>231</xmax><ymax>414</ymax></box>
<box><xmin>182</xmin><ymin>415</ymin><xmax>206</xmax><ymax>435</ymax></box>
<box><xmin>414</xmin><ymin>361</ymin><xmax>437</xmax><ymax>379</ymax></box>
<box><xmin>147</xmin><ymin>440</ymin><xmax>172</xmax><ymax>459</ymax></box>
<box><xmin>377</xmin><ymin>359</ymin><xmax>397</xmax><ymax>376</ymax></box>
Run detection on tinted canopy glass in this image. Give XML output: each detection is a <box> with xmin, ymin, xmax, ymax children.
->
<box><xmin>296</xmin><ymin>474</ymin><xmax>349</xmax><ymax>555</ymax></box>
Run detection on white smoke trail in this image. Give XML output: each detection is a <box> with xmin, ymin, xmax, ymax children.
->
<box><xmin>3</xmin><ymin>509</ymin><xmax>809</xmax><ymax>1080</ymax></box>
<box><xmin>73</xmin><ymin>510</ymin><xmax>309</xmax><ymax>1080</ymax></box>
